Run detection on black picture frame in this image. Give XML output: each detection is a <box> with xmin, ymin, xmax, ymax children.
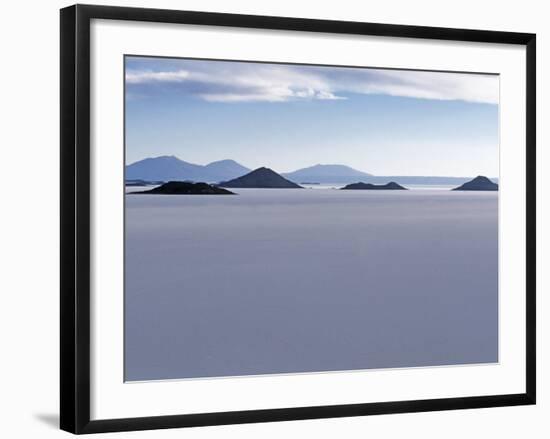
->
<box><xmin>60</xmin><ymin>4</ymin><xmax>536</xmax><ymax>434</ymax></box>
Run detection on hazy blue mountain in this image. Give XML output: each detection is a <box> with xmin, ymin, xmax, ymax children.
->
<box><xmin>203</xmin><ymin>159</ymin><xmax>251</xmax><ymax>182</ymax></box>
<box><xmin>220</xmin><ymin>167</ymin><xmax>303</xmax><ymax>188</ymax></box>
<box><xmin>126</xmin><ymin>156</ymin><xmax>203</xmax><ymax>181</ymax></box>
<box><xmin>133</xmin><ymin>181</ymin><xmax>234</xmax><ymax>195</ymax></box>
<box><xmin>283</xmin><ymin>164</ymin><xmax>373</xmax><ymax>184</ymax></box>
<box><xmin>452</xmin><ymin>176</ymin><xmax>498</xmax><ymax>191</ymax></box>
<box><xmin>125</xmin><ymin>156</ymin><xmax>250</xmax><ymax>183</ymax></box>
<box><xmin>341</xmin><ymin>181</ymin><xmax>407</xmax><ymax>190</ymax></box>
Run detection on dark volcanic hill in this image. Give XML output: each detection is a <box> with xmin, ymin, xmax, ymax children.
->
<box><xmin>341</xmin><ymin>181</ymin><xmax>407</xmax><ymax>190</ymax></box>
<box><xmin>134</xmin><ymin>181</ymin><xmax>234</xmax><ymax>195</ymax></box>
<box><xmin>452</xmin><ymin>176</ymin><xmax>498</xmax><ymax>191</ymax></box>
<box><xmin>220</xmin><ymin>167</ymin><xmax>303</xmax><ymax>188</ymax></box>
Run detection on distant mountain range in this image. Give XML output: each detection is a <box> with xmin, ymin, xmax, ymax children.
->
<box><xmin>125</xmin><ymin>156</ymin><xmax>497</xmax><ymax>186</ymax></box>
<box><xmin>125</xmin><ymin>156</ymin><xmax>250</xmax><ymax>183</ymax></box>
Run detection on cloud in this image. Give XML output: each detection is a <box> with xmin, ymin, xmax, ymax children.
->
<box><xmin>125</xmin><ymin>63</ymin><xmax>346</xmax><ymax>102</ymax></box>
<box><xmin>199</xmin><ymin>88</ymin><xmax>345</xmax><ymax>103</ymax></box>
<box><xmin>125</xmin><ymin>70</ymin><xmax>190</xmax><ymax>83</ymax></box>
<box><xmin>125</xmin><ymin>58</ymin><xmax>498</xmax><ymax>104</ymax></box>
<box><xmin>346</xmin><ymin>70</ymin><xmax>498</xmax><ymax>104</ymax></box>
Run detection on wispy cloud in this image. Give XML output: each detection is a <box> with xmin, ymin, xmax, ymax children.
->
<box><xmin>126</xmin><ymin>69</ymin><xmax>190</xmax><ymax>83</ymax></box>
<box><xmin>126</xmin><ymin>62</ymin><xmax>346</xmax><ymax>102</ymax></box>
<box><xmin>347</xmin><ymin>70</ymin><xmax>498</xmax><ymax>104</ymax></box>
<box><xmin>125</xmin><ymin>58</ymin><xmax>498</xmax><ymax>104</ymax></box>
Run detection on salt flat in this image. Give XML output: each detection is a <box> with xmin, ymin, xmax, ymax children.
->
<box><xmin>124</xmin><ymin>188</ymin><xmax>498</xmax><ymax>381</ymax></box>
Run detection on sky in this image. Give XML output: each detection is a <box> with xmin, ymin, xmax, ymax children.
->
<box><xmin>125</xmin><ymin>56</ymin><xmax>499</xmax><ymax>177</ymax></box>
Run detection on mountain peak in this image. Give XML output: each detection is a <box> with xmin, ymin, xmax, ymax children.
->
<box><xmin>472</xmin><ymin>175</ymin><xmax>493</xmax><ymax>183</ymax></box>
<box><xmin>220</xmin><ymin>167</ymin><xmax>302</xmax><ymax>188</ymax></box>
<box><xmin>283</xmin><ymin>163</ymin><xmax>373</xmax><ymax>184</ymax></box>
<box><xmin>206</xmin><ymin>159</ymin><xmax>240</xmax><ymax>165</ymax></box>
<box><xmin>452</xmin><ymin>176</ymin><xmax>498</xmax><ymax>191</ymax></box>
<box><xmin>133</xmin><ymin>155</ymin><xmax>182</xmax><ymax>163</ymax></box>
<box><xmin>155</xmin><ymin>155</ymin><xmax>180</xmax><ymax>160</ymax></box>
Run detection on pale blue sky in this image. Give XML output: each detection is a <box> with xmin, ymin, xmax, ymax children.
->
<box><xmin>125</xmin><ymin>56</ymin><xmax>499</xmax><ymax>177</ymax></box>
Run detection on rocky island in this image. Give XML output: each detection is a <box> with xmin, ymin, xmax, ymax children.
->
<box><xmin>341</xmin><ymin>181</ymin><xmax>407</xmax><ymax>190</ymax></box>
<box><xmin>452</xmin><ymin>176</ymin><xmax>498</xmax><ymax>191</ymax></box>
<box><xmin>220</xmin><ymin>167</ymin><xmax>303</xmax><ymax>188</ymax></box>
<box><xmin>133</xmin><ymin>181</ymin><xmax>235</xmax><ymax>195</ymax></box>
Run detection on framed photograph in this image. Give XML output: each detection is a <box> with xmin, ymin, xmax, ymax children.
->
<box><xmin>60</xmin><ymin>4</ymin><xmax>536</xmax><ymax>434</ymax></box>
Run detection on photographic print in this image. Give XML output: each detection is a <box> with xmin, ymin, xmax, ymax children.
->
<box><xmin>124</xmin><ymin>56</ymin><xmax>499</xmax><ymax>382</ymax></box>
